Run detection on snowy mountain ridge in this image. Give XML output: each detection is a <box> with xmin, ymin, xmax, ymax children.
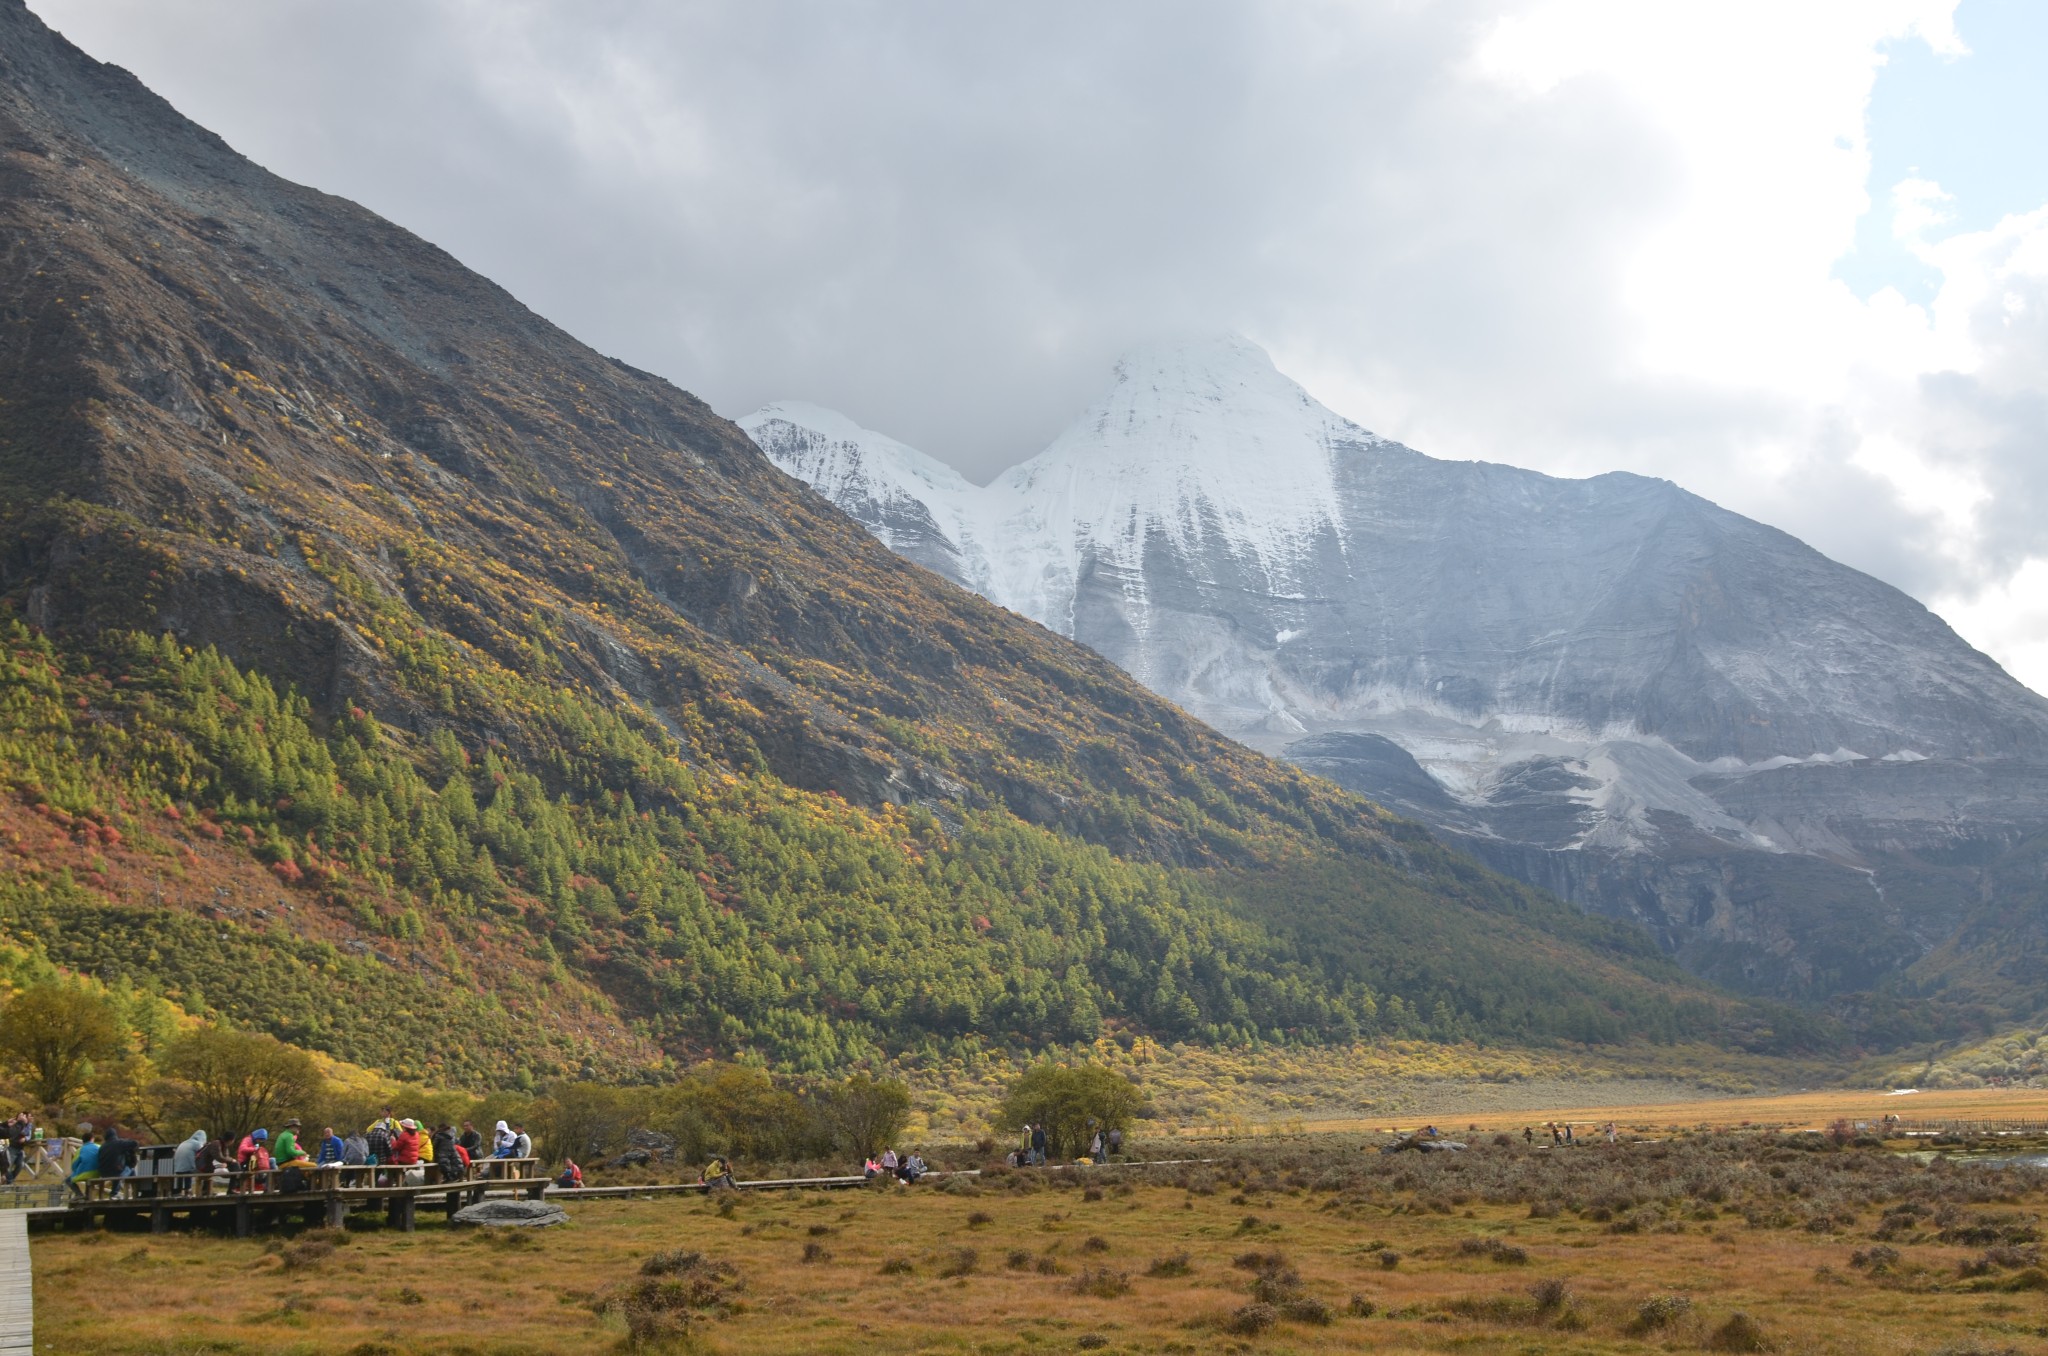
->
<box><xmin>742</xmin><ymin>335</ymin><xmax>2048</xmax><ymax>1001</ymax></box>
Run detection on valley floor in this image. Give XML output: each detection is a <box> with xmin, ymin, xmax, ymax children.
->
<box><xmin>32</xmin><ymin>1130</ymin><xmax>2048</xmax><ymax>1354</ymax></box>
<box><xmin>901</xmin><ymin>1039</ymin><xmax>1852</xmax><ymax>1142</ymax></box>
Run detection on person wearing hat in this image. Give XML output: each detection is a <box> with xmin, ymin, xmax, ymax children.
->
<box><xmin>272</xmin><ymin>1119</ymin><xmax>312</xmax><ymax>1170</ymax></box>
<box><xmin>386</xmin><ymin>1118</ymin><xmax>422</xmax><ymax>1166</ymax></box>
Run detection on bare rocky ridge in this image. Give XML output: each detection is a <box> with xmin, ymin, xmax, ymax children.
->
<box><xmin>0</xmin><ymin>1</ymin><xmax>1389</xmax><ymax>866</ymax></box>
<box><xmin>749</xmin><ymin>338</ymin><xmax>2048</xmax><ymax>1011</ymax></box>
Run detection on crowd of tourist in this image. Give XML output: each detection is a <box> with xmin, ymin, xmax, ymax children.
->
<box><xmin>53</xmin><ymin>1108</ymin><xmax>538</xmax><ymax>1195</ymax></box>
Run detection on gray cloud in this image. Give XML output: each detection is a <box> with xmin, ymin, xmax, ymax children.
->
<box><xmin>24</xmin><ymin>0</ymin><xmax>2048</xmax><ymax>686</ymax></box>
<box><xmin>27</xmin><ymin>0</ymin><xmax>1677</xmax><ymax>475</ymax></box>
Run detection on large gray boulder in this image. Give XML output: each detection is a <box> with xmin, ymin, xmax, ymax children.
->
<box><xmin>451</xmin><ymin>1199</ymin><xmax>569</xmax><ymax>1228</ymax></box>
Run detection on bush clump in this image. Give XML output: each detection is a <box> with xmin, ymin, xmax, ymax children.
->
<box><xmin>1629</xmin><ymin>1294</ymin><xmax>1694</xmax><ymax>1333</ymax></box>
<box><xmin>1146</xmin><ymin>1250</ymin><xmax>1194</xmax><ymax>1278</ymax></box>
<box><xmin>1070</xmin><ymin>1266</ymin><xmax>1132</xmax><ymax>1298</ymax></box>
<box><xmin>1707</xmin><ymin>1313</ymin><xmax>1771</xmax><ymax>1352</ymax></box>
<box><xmin>1279</xmin><ymin>1296</ymin><xmax>1333</xmax><ymax>1325</ymax></box>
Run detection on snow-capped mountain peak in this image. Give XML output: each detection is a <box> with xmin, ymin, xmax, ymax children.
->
<box><xmin>743</xmin><ymin>334</ymin><xmax>2048</xmax><ymax>998</ymax></box>
<box><xmin>999</xmin><ymin>334</ymin><xmax>1376</xmax><ymax>592</ymax></box>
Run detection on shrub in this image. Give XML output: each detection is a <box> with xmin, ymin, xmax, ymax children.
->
<box><xmin>279</xmin><ymin>1238</ymin><xmax>335</xmax><ymax>1271</ymax></box>
<box><xmin>1082</xmin><ymin>1235</ymin><xmax>1109</xmax><ymax>1253</ymax></box>
<box><xmin>1146</xmin><ymin>1251</ymin><xmax>1193</xmax><ymax>1278</ymax></box>
<box><xmin>800</xmin><ymin>1241</ymin><xmax>829</xmax><ymax>1264</ymax></box>
<box><xmin>1070</xmin><ymin>1266</ymin><xmax>1131</xmax><ymax>1298</ymax></box>
<box><xmin>1378</xmin><ymin>1249</ymin><xmax>1401</xmax><ymax>1270</ymax></box>
<box><xmin>1707</xmin><ymin>1313</ymin><xmax>1771</xmax><ymax>1352</ymax></box>
<box><xmin>1225</xmin><ymin>1302</ymin><xmax>1277</xmax><ymax>1335</ymax></box>
<box><xmin>936</xmin><ymin>1247</ymin><xmax>978</xmax><ymax>1278</ymax></box>
<box><xmin>1529</xmin><ymin>1278</ymin><xmax>1572</xmax><ymax>1311</ymax></box>
<box><xmin>1347</xmin><ymin>1293</ymin><xmax>1375</xmax><ymax>1317</ymax></box>
<box><xmin>878</xmin><ymin>1257</ymin><xmax>913</xmax><ymax>1276</ymax></box>
<box><xmin>966</xmin><ymin>1210</ymin><xmax>994</xmax><ymax>1229</ymax></box>
<box><xmin>1279</xmin><ymin>1297</ymin><xmax>1333</xmax><ymax>1325</ymax></box>
<box><xmin>1630</xmin><ymin>1294</ymin><xmax>1694</xmax><ymax>1332</ymax></box>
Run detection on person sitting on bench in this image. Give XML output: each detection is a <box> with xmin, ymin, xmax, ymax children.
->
<box><xmin>272</xmin><ymin>1119</ymin><xmax>313</xmax><ymax>1171</ymax></box>
<box><xmin>171</xmin><ymin>1129</ymin><xmax>207</xmax><ymax>1194</ymax></box>
<box><xmin>65</xmin><ymin>1125</ymin><xmax>99</xmax><ymax>1191</ymax></box>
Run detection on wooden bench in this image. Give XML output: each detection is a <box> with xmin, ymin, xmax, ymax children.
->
<box><xmin>466</xmin><ymin>1157</ymin><xmax>538</xmax><ymax>1181</ymax></box>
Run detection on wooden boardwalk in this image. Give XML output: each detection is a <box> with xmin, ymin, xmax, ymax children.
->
<box><xmin>24</xmin><ymin>1177</ymin><xmax>550</xmax><ymax>1236</ymax></box>
<box><xmin>0</xmin><ymin>1211</ymin><xmax>29</xmax><ymax>1354</ymax></box>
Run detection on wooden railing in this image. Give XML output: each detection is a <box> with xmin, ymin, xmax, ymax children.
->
<box><xmin>62</xmin><ymin>1157</ymin><xmax>541</xmax><ymax>1203</ymax></box>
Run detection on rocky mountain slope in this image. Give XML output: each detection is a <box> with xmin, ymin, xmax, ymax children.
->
<box><xmin>0</xmin><ymin>0</ymin><xmax>1773</xmax><ymax>1081</ymax></box>
<box><xmin>747</xmin><ymin>337</ymin><xmax>2048</xmax><ymax>1021</ymax></box>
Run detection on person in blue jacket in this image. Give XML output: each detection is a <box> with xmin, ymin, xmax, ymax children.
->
<box><xmin>66</xmin><ymin>1124</ymin><xmax>100</xmax><ymax>1187</ymax></box>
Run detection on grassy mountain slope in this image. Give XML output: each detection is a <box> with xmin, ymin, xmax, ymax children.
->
<box><xmin>0</xmin><ymin>0</ymin><xmax>1790</xmax><ymax>1083</ymax></box>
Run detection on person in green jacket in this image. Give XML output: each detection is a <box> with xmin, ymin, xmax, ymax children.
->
<box><xmin>272</xmin><ymin>1119</ymin><xmax>312</xmax><ymax>1169</ymax></box>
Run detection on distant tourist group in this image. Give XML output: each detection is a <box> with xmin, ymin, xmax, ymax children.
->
<box><xmin>1006</xmin><ymin>1122</ymin><xmax>1121</xmax><ymax>1168</ymax></box>
<box><xmin>1520</xmin><ymin>1121</ymin><xmax>1619</xmax><ymax>1146</ymax></box>
<box><xmin>861</xmin><ymin>1147</ymin><xmax>929</xmax><ymax>1183</ymax></box>
<box><xmin>58</xmin><ymin>1109</ymin><xmax>538</xmax><ymax>1195</ymax></box>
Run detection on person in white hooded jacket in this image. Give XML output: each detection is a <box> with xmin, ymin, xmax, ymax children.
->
<box><xmin>171</xmin><ymin>1130</ymin><xmax>207</xmax><ymax>1194</ymax></box>
<box><xmin>491</xmin><ymin>1120</ymin><xmax>517</xmax><ymax>1158</ymax></box>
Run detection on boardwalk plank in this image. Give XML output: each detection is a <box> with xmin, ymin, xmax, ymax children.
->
<box><xmin>0</xmin><ymin>1211</ymin><xmax>30</xmax><ymax>1353</ymax></box>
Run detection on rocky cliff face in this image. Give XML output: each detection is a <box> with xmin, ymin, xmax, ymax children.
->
<box><xmin>0</xmin><ymin>4</ymin><xmax>1397</xmax><ymax>868</ymax></box>
<box><xmin>748</xmin><ymin>337</ymin><xmax>2048</xmax><ymax>1010</ymax></box>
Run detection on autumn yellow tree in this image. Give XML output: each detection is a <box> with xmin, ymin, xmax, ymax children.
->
<box><xmin>0</xmin><ymin>982</ymin><xmax>124</xmax><ymax>1110</ymax></box>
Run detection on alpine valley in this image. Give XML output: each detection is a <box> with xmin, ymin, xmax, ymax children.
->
<box><xmin>746</xmin><ymin>336</ymin><xmax>2048</xmax><ymax>1037</ymax></box>
<box><xmin>0</xmin><ymin>0</ymin><xmax>1824</xmax><ymax>1093</ymax></box>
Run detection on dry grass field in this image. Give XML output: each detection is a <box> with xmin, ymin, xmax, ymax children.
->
<box><xmin>1311</xmin><ymin>1085</ymin><xmax>2048</xmax><ymax>1137</ymax></box>
<box><xmin>30</xmin><ymin>1131</ymin><xmax>2048</xmax><ymax>1355</ymax></box>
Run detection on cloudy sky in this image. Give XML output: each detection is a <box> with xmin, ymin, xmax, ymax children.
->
<box><xmin>29</xmin><ymin>0</ymin><xmax>2048</xmax><ymax>694</ymax></box>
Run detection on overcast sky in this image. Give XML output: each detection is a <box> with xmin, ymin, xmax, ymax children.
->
<box><xmin>29</xmin><ymin>0</ymin><xmax>2048</xmax><ymax>695</ymax></box>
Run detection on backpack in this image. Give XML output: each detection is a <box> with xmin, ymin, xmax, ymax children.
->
<box><xmin>277</xmin><ymin>1165</ymin><xmax>307</xmax><ymax>1194</ymax></box>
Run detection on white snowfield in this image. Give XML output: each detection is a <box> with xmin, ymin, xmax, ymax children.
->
<box><xmin>739</xmin><ymin>336</ymin><xmax>2048</xmax><ymax>869</ymax></box>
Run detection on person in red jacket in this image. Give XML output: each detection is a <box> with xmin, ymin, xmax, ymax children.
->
<box><xmin>234</xmin><ymin>1128</ymin><xmax>271</xmax><ymax>1193</ymax></box>
<box><xmin>386</xmin><ymin>1119</ymin><xmax>422</xmax><ymax>1166</ymax></box>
